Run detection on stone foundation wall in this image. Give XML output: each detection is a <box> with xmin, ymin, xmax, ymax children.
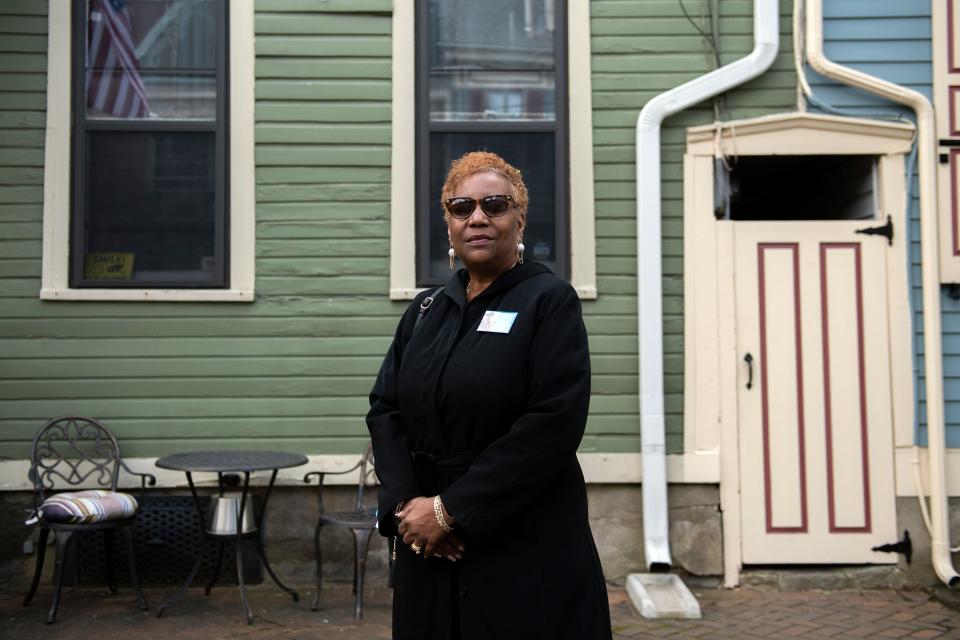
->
<box><xmin>892</xmin><ymin>496</ymin><xmax>960</xmax><ymax>586</ymax></box>
<box><xmin>2</xmin><ymin>486</ymin><xmax>956</xmax><ymax>590</ymax></box>
<box><xmin>0</xmin><ymin>484</ymin><xmax>722</xmax><ymax>590</ymax></box>
<box><xmin>0</xmin><ymin>491</ymin><xmax>35</xmax><ymax>587</ymax></box>
<box><xmin>589</xmin><ymin>484</ymin><xmax>723</xmax><ymax>582</ymax></box>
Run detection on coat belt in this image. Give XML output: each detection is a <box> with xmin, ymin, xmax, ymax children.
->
<box><xmin>409</xmin><ymin>450</ymin><xmax>476</xmax><ymax>494</ymax></box>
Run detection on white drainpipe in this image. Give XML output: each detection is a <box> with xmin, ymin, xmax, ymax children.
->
<box><xmin>635</xmin><ymin>0</ymin><xmax>779</xmax><ymax>570</ymax></box>
<box><xmin>804</xmin><ymin>0</ymin><xmax>959</xmax><ymax>589</ymax></box>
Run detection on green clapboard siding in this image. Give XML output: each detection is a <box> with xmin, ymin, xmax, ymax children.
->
<box><xmin>0</xmin><ymin>0</ymin><xmax>796</xmax><ymax>461</ymax></box>
<box><xmin>0</xmin><ymin>0</ymin><xmax>397</xmax><ymax>458</ymax></box>
<box><xmin>0</xmin><ymin>3</ymin><xmax>53</xmax><ymax>448</ymax></box>
<box><xmin>589</xmin><ymin>0</ymin><xmax>796</xmax><ymax>453</ymax></box>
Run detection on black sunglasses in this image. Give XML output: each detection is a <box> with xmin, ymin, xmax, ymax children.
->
<box><xmin>444</xmin><ymin>195</ymin><xmax>516</xmax><ymax>220</ymax></box>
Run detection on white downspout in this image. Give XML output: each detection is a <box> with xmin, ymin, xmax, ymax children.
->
<box><xmin>635</xmin><ymin>0</ymin><xmax>779</xmax><ymax>570</ymax></box>
<box><xmin>805</xmin><ymin>0</ymin><xmax>959</xmax><ymax>589</ymax></box>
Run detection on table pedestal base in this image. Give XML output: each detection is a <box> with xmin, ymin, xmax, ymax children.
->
<box><xmin>156</xmin><ymin>469</ymin><xmax>298</xmax><ymax>625</ymax></box>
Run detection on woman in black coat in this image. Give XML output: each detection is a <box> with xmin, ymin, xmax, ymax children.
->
<box><xmin>367</xmin><ymin>151</ymin><xmax>611</xmax><ymax>640</ymax></box>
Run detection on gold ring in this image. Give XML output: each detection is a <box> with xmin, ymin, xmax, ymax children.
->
<box><xmin>411</xmin><ymin>542</ymin><xmax>421</xmax><ymax>554</ymax></box>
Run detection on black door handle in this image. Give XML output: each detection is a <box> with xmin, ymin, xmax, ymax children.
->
<box><xmin>744</xmin><ymin>353</ymin><xmax>754</xmax><ymax>390</ymax></box>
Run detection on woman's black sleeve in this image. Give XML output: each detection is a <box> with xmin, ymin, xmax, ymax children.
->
<box><xmin>366</xmin><ymin>302</ymin><xmax>423</xmax><ymax>536</ymax></box>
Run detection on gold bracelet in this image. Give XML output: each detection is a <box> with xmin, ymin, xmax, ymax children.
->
<box><xmin>433</xmin><ymin>495</ymin><xmax>453</xmax><ymax>533</ymax></box>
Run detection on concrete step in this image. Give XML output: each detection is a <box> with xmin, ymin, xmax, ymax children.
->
<box><xmin>740</xmin><ymin>565</ymin><xmax>911</xmax><ymax>590</ymax></box>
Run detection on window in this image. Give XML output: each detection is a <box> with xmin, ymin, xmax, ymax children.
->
<box><xmin>41</xmin><ymin>0</ymin><xmax>255</xmax><ymax>301</ymax></box>
<box><xmin>389</xmin><ymin>0</ymin><xmax>596</xmax><ymax>299</ymax></box>
<box><xmin>71</xmin><ymin>0</ymin><xmax>225</xmax><ymax>288</ymax></box>
<box><xmin>416</xmin><ymin>0</ymin><xmax>567</xmax><ymax>283</ymax></box>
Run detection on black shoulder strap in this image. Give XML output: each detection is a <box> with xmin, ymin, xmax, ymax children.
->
<box><xmin>413</xmin><ymin>286</ymin><xmax>444</xmax><ymax>334</ymax></box>
<box><xmin>400</xmin><ymin>287</ymin><xmax>444</xmax><ymax>358</ymax></box>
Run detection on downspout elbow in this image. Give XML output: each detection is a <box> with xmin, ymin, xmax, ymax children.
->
<box><xmin>636</xmin><ymin>41</ymin><xmax>779</xmax><ymax>134</ymax></box>
<box><xmin>933</xmin><ymin>550</ymin><xmax>960</xmax><ymax>588</ymax></box>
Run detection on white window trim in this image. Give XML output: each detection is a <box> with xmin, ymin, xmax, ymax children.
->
<box><xmin>0</xmin><ymin>452</ymin><xmax>719</xmax><ymax>491</ymax></box>
<box><xmin>8</xmin><ymin>448</ymin><xmax>960</xmax><ymax>492</ymax></box>
<box><xmin>388</xmin><ymin>0</ymin><xmax>597</xmax><ymax>300</ymax></box>
<box><xmin>40</xmin><ymin>0</ymin><xmax>255</xmax><ymax>302</ymax></box>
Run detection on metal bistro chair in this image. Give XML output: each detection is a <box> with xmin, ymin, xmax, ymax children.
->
<box><xmin>303</xmin><ymin>442</ymin><xmax>379</xmax><ymax>619</ymax></box>
<box><xmin>23</xmin><ymin>416</ymin><xmax>156</xmax><ymax>624</ymax></box>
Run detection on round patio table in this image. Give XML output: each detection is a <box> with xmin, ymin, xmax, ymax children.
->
<box><xmin>155</xmin><ymin>450</ymin><xmax>308</xmax><ymax>625</ymax></box>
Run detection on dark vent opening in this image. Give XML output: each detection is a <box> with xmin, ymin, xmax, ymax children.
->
<box><xmin>70</xmin><ymin>495</ymin><xmax>263</xmax><ymax>587</ymax></box>
<box><xmin>716</xmin><ymin>155</ymin><xmax>878</xmax><ymax>222</ymax></box>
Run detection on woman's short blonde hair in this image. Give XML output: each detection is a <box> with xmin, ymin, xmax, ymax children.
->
<box><xmin>440</xmin><ymin>151</ymin><xmax>529</xmax><ymax>219</ymax></box>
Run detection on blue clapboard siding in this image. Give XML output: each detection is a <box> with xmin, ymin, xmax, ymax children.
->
<box><xmin>809</xmin><ymin>0</ymin><xmax>960</xmax><ymax>448</ymax></box>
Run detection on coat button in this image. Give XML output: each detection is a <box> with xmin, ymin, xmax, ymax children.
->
<box><xmin>459</xmin><ymin>585</ymin><xmax>468</xmax><ymax>598</ymax></box>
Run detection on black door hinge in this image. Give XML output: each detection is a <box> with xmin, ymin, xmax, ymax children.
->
<box><xmin>855</xmin><ymin>215</ymin><xmax>893</xmax><ymax>246</ymax></box>
<box><xmin>872</xmin><ymin>530</ymin><xmax>911</xmax><ymax>564</ymax></box>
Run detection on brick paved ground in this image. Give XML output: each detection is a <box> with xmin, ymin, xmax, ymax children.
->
<box><xmin>1</xmin><ymin>582</ymin><xmax>958</xmax><ymax>639</ymax></box>
<box><xmin>608</xmin><ymin>588</ymin><xmax>960</xmax><ymax>639</ymax></box>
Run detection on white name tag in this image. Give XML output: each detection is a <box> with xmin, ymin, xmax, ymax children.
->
<box><xmin>477</xmin><ymin>310</ymin><xmax>518</xmax><ymax>334</ymax></box>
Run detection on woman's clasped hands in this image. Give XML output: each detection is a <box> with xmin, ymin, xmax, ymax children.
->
<box><xmin>397</xmin><ymin>496</ymin><xmax>465</xmax><ymax>562</ymax></box>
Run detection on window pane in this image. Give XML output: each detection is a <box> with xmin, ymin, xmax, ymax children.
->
<box><xmin>426</xmin><ymin>132</ymin><xmax>557</xmax><ymax>283</ymax></box>
<box><xmin>86</xmin><ymin>0</ymin><xmax>217</xmax><ymax>119</ymax></box>
<box><xmin>81</xmin><ymin>131</ymin><xmax>219</xmax><ymax>285</ymax></box>
<box><xmin>428</xmin><ymin>0</ymin><xmax>556</xmax><ymax>122</ymax></box>
<box><xmin>429</xmin><ymin>71</ymin><xmax>555</xmax><ymax>121</ymax></box>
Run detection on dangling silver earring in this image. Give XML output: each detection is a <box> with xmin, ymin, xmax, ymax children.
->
<box><xmin>517</xmin><ymin>237</ymin><xmax>525</xmax><ymax>264</ymax></box>
<box><xmin>448</xmin><ymin>246</ymin><xmax>456</xmax><ymax>270</ymax></box>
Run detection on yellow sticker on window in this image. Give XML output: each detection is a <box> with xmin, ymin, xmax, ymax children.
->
<box><xmin>84</xmin><ymin>253</ymin><xmax>135</xmax><ymax>279</ymax></box>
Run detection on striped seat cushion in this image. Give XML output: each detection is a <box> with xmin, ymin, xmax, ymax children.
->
<box><xmin>35</xmin><ymin>490</ymin><xmax>138</xmax><ymax>524</ymax></box>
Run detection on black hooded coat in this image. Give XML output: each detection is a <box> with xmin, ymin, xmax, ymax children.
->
<box><xmin>366</xmin><ymin>261</ymin><xmax>612</xmax><ymax>640</ymax></box>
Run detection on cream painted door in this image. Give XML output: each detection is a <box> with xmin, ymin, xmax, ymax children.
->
<box><xmin>735</xmin><ymin>222</ymin><xmax>898</xmax><ymax>564</ymax></box>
